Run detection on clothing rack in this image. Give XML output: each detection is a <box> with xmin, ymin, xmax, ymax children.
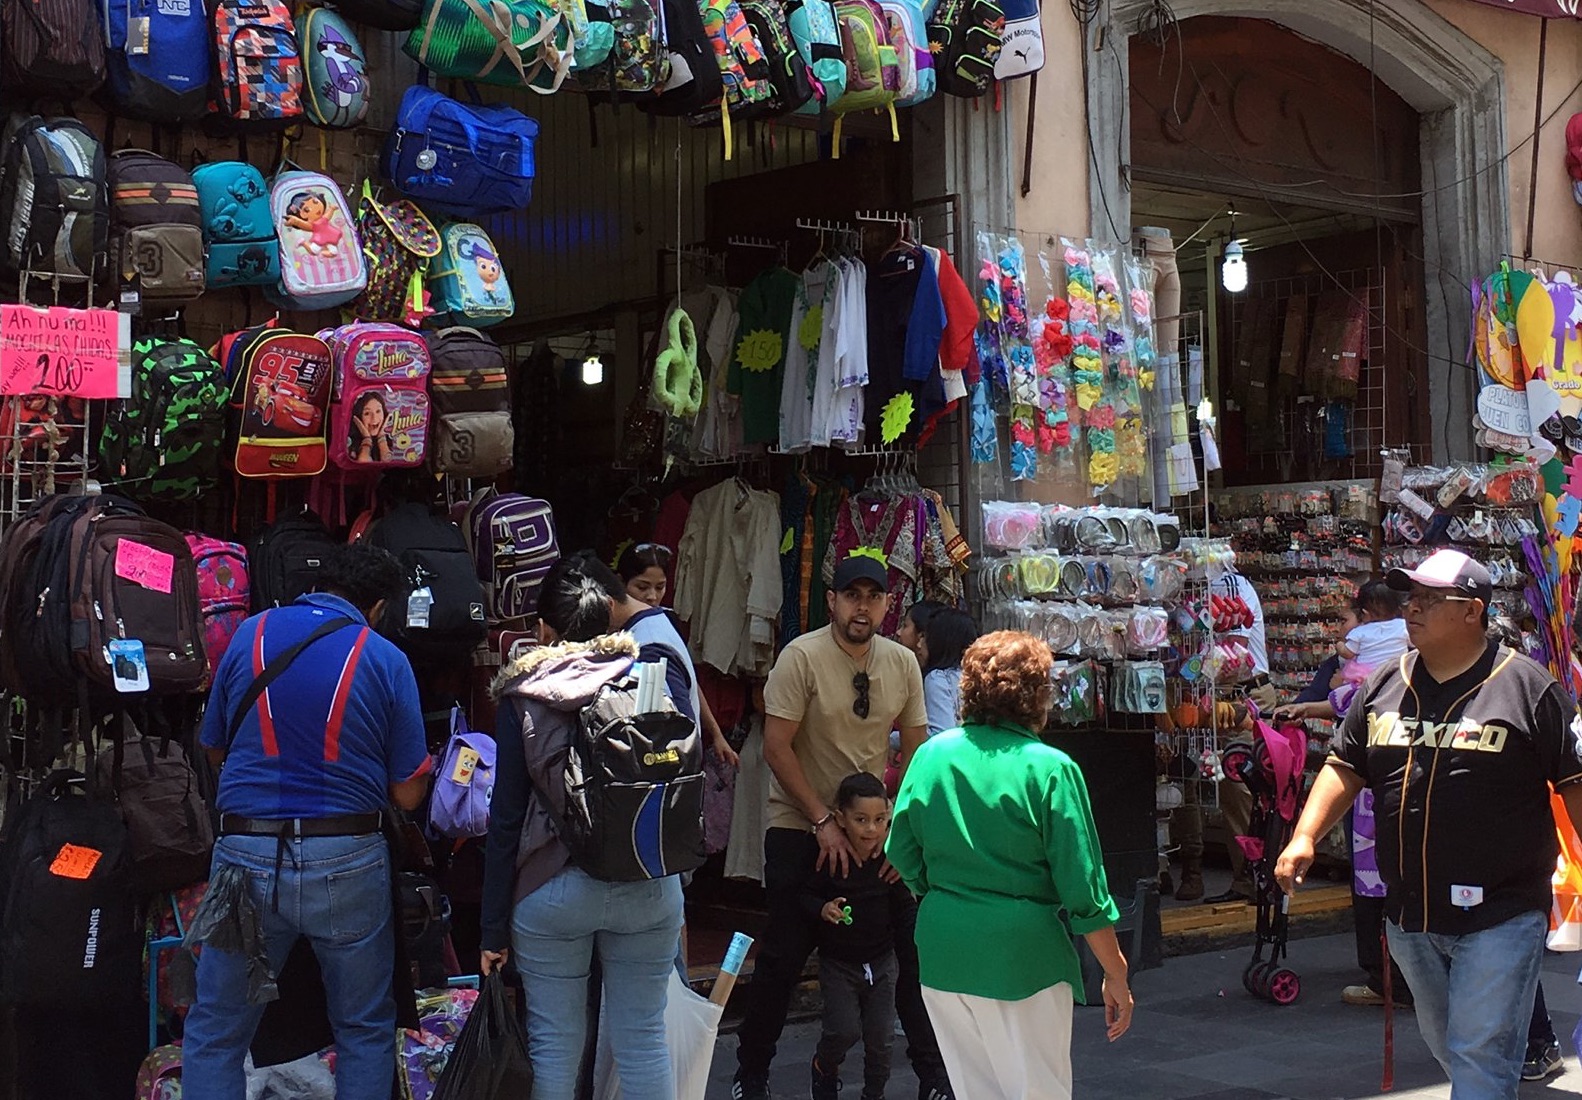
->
<box><xmin>795</xmin><ymin>218</ymin><xmax>855</xmax><ymax>235</ymax></box>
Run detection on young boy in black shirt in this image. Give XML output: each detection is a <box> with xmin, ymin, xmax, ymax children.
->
<box><xmin>803</xmin><ymin>773</ymin><xmax>909</xmax><ymax>1100</ymax></box>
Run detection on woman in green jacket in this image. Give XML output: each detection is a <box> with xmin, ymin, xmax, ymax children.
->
<box><xmin>887</xmin><ymin>630</ymin><xmax>1134</xmax><ymax>1099</ymax></box>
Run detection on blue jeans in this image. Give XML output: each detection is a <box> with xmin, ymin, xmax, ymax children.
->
<box><xmin>183</xmin><ymin>834</ymin><xmax>395</xmax><ymax>1100</ymax></box>
<box><xmin>510</xmin><ymin>866</ymin><xmax>685</xmax><ymax>1100</ymax></box>
<box><xmin>1386</xmin><ymin>909</ymin><xmax>1546</xmax><ymax>1100</ymax></box>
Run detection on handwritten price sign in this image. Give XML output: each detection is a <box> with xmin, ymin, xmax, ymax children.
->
<box><xmin>0</xmin><ymin>305</ymin><xmax>131</xmax><ymax>399</ymax></box>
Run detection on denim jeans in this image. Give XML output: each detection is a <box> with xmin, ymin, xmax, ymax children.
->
<box><xmin>1385</xmin><ymin>909</ymin><xmax>1546</xmax><ymax>1100</ymax></box>
<box><xmin>511</xmin><ymin>866</ymin><xmax>685</xmax><ymax>1100</ymax></box>
<box><xmin>183</xmin><ymin>834</ymin><xmax>395</xmax><ymax>1100</ymax></box>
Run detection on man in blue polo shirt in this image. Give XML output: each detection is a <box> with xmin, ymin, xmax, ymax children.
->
<box><xmin>184</xmin><ymin>544</ymin><xmax>432</xmax><ymax>1100</ymax></box>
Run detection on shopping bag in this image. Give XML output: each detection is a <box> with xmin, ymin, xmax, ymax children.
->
<box><xmin>431</xmin><ymin>973</ymin><xmax>533</xmax><ymax>1100</ymax></box>
<box><xmin>591</xmin><ymin>968</ymin><xmax>725</xmax><ymax>1100</ymax></box>
<box><xmin>1550</xmin><ymin>791</ymin><xmax>1582</xmax><ymax>951</ymax></box>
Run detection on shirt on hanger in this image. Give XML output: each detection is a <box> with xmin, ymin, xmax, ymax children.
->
<box><xmin>780</xmin><ymin>261</ymin><xmax>838</xmax><ymax>452</ymax></box>
<box><xmin>674</xmin><ymin>479</ymin><xmax>785</xmax><ymax>676</ymax></box>
<box><xmin>813</xmin><ymin>257</ymin><xmax>868</xmax><ymax>446</ymax></box>
<box><xmin>866</xmin><ymin>246</ymin><xmax>945</xmax><ymax>440</ymax></box>
<box><xmin>728</xmin><ymin>266</ymin><xmax>800</xmax><ymax>446</ymax></box>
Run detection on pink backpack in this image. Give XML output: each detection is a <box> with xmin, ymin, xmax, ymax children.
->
<box><xmin>184</xmin><ymin>534</ymin><xmax>250</xmax><ymax>677</ymax></box>
<box><xmin>135</xmin><ymin>1044</ymin><xmax>183</xmax><ymax>1100</ymax></box>
<box><xmin>320</xmin><ymin>323</ymin><xmax>432</xmax><ymax>471</ymax></box>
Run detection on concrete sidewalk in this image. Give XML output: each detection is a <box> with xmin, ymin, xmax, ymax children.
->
<box><xmin>702</xmin><ymin>932</ymin><xmax>1582</xmax><ymax>1099</ymax></box>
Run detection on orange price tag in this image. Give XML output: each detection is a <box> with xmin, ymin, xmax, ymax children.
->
<box><xmin>49</xmin><ymin>843</ymin><xmax>103</xmax><ymax>880</ymax></box>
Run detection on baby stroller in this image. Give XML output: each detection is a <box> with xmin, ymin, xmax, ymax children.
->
<box><xmin>1220</xmin><ymin>720</ymin><xmax>1308</xmax><ymax>1005</ymax></box>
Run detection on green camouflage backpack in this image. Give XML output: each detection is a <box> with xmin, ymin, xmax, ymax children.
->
<box><xmin>100</xmin><ymin>338</ymin><xmax>230</xmax><ymax>502</ymax></box>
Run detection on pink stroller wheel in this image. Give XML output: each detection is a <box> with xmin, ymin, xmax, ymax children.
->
<box><xmin>1267</xmin><ymin>969</ymin><xmax>1301</xmax><ymax>1005</ymax></box>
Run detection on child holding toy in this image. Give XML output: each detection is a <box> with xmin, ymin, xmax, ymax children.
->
<box><xmin>800</xmin><ymin>773</ymin><xmax>910</xmax><ymax>1100</ymax></box>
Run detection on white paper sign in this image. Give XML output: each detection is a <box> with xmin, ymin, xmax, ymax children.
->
<box><xmin>1477</xmin><ymin>385</ymin><xmax>1533</xmax><ymax>437</ymax></box>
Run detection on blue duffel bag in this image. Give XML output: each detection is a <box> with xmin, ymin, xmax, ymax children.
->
<box><xmin>381</xmin><ymin>84</ymin><xmax>539</xmax><ymax>217</ymax></box>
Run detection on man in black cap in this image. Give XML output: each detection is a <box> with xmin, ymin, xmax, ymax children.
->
<box><xmin>735</xmin><ymin>553</ymin><xmax>954</xmax><ymax>1100</ymax></box>
<box><xmin>1276</xmin><ymin>548</ymin><xmax>1582</xmax><ymax>1098</ymax></box>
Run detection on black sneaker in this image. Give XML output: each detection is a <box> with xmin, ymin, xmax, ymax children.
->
<box><xmin>1523</xmin><ymin>1040</ymin><xmax>1563</xmax><ymax>1082</ymax></box>
<box><xmin>811</xmin><ymin>1056</ymin><xmax>843</xmax><ymax>1100</ymax></box>
<box><xmin>733</xmin><ymin>1074</ymin><xmax>771</xmax><ymax>1100</ymax></box>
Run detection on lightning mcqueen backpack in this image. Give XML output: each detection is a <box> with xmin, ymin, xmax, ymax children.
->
<box><xmin>223</xmin><ymin>326</ymin><xmax>333</xmax><ymax>480</ymax></box>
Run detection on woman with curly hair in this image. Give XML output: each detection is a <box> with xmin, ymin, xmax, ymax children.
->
<box><xmin>886</xmin><ymin>631</ymin><xmax>1133</xmax><ymax>1099</ymax></box>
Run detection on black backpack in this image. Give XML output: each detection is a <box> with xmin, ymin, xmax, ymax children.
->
<box><xmin>558</xmin><ymin>665</ymin><xmax>705</xmax><ymax>882</ymax></box>
<box><xmin>369</xmin><ymin>503</ymin><xmax>487</xmax><ymax>661</ymax></box>
<box><xmin>927</xmin><ymin>0</ymin><xmax>1001</xmax><ymax>97</ymax></box>
<box><xmin>94</xmin><ymin>722</ymin><xmax>214</xmax><ymax>896</ymax></box>
<box><xmin>0</xmin><ymin>115</ymin><xmax>108</xmax><ymax>290</ymax></box>
<box><xmin>398</xmin><ymin>872</ymin><xmax>452</xmax><ymax>988</ymax></box>
<box><xmin>741</xmin><ymin>0</ymin><xmax>814</xmax><ymax>112</ymax></box>
<box><xmin>99</xmin><ymin>338</ymin><xmax>230</xmax><ymax>503</ymax></box>
<box><xmin>249</xmin><ymin>513</ymin><xmax>339</xmax><ymax>612</ymax></box>
<box><xmin>107</xmin><ymin>150</ymin><xmax>207</xmax><ymax>305</ymax></box>
<box><xmin>0</xmin><ymin>0</ymin><xmax>105</xmax><ymax>100</ymax></box>
<box><xmin>0</xmin><ymin>493</ymin><xmax>98</xmax><ymax>698</ymax></box>
<box><xmin>641</xmin><ymin>0</ymin><xmax>725</xmax><ymax>117</ymax></box>
<box><xmin>0</xmin><ymin>772</ymin><xmax>139</xmax><ymax>1008</ymax></box>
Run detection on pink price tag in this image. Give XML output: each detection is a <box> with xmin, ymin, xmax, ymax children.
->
<box><xmin>0</xmin><ymin>304</ymin><xmax>130</xmax><ymax>399</ymax></box>
<box><xmin>114</xmin><ymin>539</ymin><xmax>174</xmax><ymax>594</ymax></box>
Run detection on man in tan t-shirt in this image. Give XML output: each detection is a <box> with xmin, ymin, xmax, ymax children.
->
<box><xmin>734</xmin><ymin>556</ymin><xmax>955</xmax><ymax>1100</ymax></box>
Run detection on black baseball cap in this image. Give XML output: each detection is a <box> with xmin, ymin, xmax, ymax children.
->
<box><xmin>832</xmin><ymin>554</ymin><xmax>889</xmax><ymax>593</ymax></box>
<box><xmin>1385</xmin><ymin>549</ymin><xmax>1493</xmax><ymax>606</ymax></box>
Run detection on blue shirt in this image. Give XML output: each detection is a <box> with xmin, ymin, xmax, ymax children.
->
<box><xmin>199</xmin><ymin>592</ymin><xmax>431</xmax><ymax>818</ymax></box>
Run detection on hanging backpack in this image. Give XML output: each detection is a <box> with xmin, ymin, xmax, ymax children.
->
<box><xmin>994</xmin><ymin>0</ymin><xmax>1040</xmax><ymax>80</ymax></box>
<box><xmin>0</xmin><ymin>772</ymin><xmax>139</xmax><ymax>1008</ymax></box>
<box><xmin>193</xmin><ymin>160</ymin><xmax>280</xmax><ymax>289</ymax></box>
<box><xmin>559</xmin><ymin>665</ymin><xmax>704</xmax><ymax>881</ymax></box>
<box><xmin>643</xmin><ymin>0</ymin><xmax>723</xmax><ymax>117</ymax></box>
<box><xmin>0</xmin><ymin>493</ymin><xmax>102</xmax><ymax>698</ymax></box>
<box><xmin>249</xmin><ymin>511</ymin><xmax>337</xmax><ymax>610</ymax></box>
<box><xmin>0</xmin><ymin>115</ymin><xmax>108</xmax><ymax>286</ymax></box>
<box><xmin>321</xmin><ymin>322</ymin><xmax>433</xmax><ymax>472</ymax></box>
<box><xmin>687</xmin><ymin>0</ymin><xmax>775</xmax><ymax>131</ymax></box>
<box><xmin>740</xmin><ymin>0</ymin><xmax>813</xmax><ymax>112</ymax></box>
<box><xmin>465</xmin><ymin>490</ymin><xmax>557</xmax><ymax>620</ymax></box>
<box><xmin>99</xmin><ymin>0</ymin><xmax>210</xmax><ymax>122</ymax></box>
<box><xmin>300</xmin><ymin>7</ymin><xmax>371</xmax><ymax>129</ymax></box>
<box><xmin>787</xmin><ymin>0</ymin><xmax>844</xmax><ymax>114</ymax></box>
<box><xmin>94</xmin><ymin>723</ymin><xmax>215</xmax><ymax>895</ymax></box>
<box><xmin>351</xmin><ymin>182</ymin><xmax>442</xmax><ymax>325</ymax></box>
<box><xmin>563</xmin><ymin>0</ymin><xmax>615</xmax><ymax>72</ymax></box>
<box><xmin>1</xmin><ymin>0</ymin><xmax>104</xmax><ymax>99</ymax></box>
<box><xmin>927</xmin><ymin>0</ymin><xmax>1000</xmax><ymax>97</ymax></box>
<box><xmin>428</xmin><ymin>327</ymin><xmax>515</xmax><ymax>477</ymax></box>
<box><xmin>829</xmin><ymin>0</ymin><xmax>900</xmax><ymax>126</ymax></box>
<box><xmin>878</xmin><ymin>0</ymin><xmax>932</xmax><ymax>104</ymax></box>
<box><xmin>107</xmin><ymin>150</ymin><xmax>206</xmax><ymax>306</ymax></box>
<box><xmin>223</xmin><ymin>326</ymin><xmax>334</xmax><ymax>479</ymax></box>
<box><xmin>382</xmin><ymin>85</ymin><xmax>539</xmax><ymax>218</ymax></box>
<box><xmin>269</xmin><ymin>170</ymin><xmax>366</xmax><ymax>310</ymax></box>
<box><xmin>135</xmin><ymin>1044</ymin><xmax>184</xmax><ymax>1100</ymax></box>
<box><xmin>207</xmin><ymin>0</ymin><xmax>304</xmax><ymax>130</ymax></box>
<box><xmin>99</xmin><ymin>338</ymin><xmax>229</xmax><ymax>503</ymax></box>
<box><xmin>428</xmin><ymin>223</ymin><xmax>514</xmax><ymax>328</ymax></box>
<box><xmin>333</xmin><ymin>0</ymin><xmax>422</xmax><ymax>29</ymax></box>
<box><xmin>368</xmin><ymin>503</ymin><xmax>488</xmax><ymax>660</ymax></box>
<box><xmin>405</xmin><ymin>0</ymin><xmax>573</xmax><ymax>93</ymax></box>
<box><xmin>184</xmin><ymin>533</ymin><xmax>250</xmax><ymax>674</ymax></box>
<box><xmin>429</xmin><ymin>707</ymin><xmax>496</xmax><ymax>838</ymax></box>
<box><xmin>576</xmin><ymin>0</ymin><xmax>668</xmax><ymax>97</ymax></box>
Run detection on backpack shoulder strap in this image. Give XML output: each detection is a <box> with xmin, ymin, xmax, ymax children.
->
<box><xmin>225</xmin><ymin>614</ymin><xmax>357</xmax><ymax>750</ymax></box>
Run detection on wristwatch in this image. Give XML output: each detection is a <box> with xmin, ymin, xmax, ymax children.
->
<box><xmin>812</xmin><ymin>812</ymin><xmax>836</xmax><ymax>832</ymax></box>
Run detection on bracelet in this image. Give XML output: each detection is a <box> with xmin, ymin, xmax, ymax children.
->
<box><xmin>812</xmin><ymin>812</ymin><xmax>835</xmax><ymax>832</ymax></box>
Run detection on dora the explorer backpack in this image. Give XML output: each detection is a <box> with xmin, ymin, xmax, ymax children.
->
<box><xmin>268</xmin><ymin>170</ymin><xmax>366</xmax><ymax>310</ymax></box>
<box><xmin>207</xmin><ymin>0</ymin><xmax>304</xmax><ymax>130</ymax></box>
<box><xmin>193</xmin><ymin>161</ymin><xmax>280</xmax><ymax>288</ymax></box>
<box><xmin>428</xmin><ymin>223</ymin><xmax>514</xmax><ymax>328</ymax></box>
<box><xmin>222</xmin><ymin>325</ymin><xmax>333</xmax><ymax>480</ymax></box>
<box><xmin>351</xmin><ymin>182</ymin><xmax>442</xmax><ymax>325</ymax></box>
<box><xmin>320</xmin><ymin>322</ymin><xmax>432</xmax><ymax>472</ymax></box>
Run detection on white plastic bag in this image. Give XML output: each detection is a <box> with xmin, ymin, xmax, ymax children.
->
<box><xmin>592</xmin><ymin>968</ymin><xmax>725</xmax><ymax>1100</ymax></box>
<box><xmin>244</xmin><ymin>1052</ymin><xmax>335</xmax><ymax>1100</ymax></box>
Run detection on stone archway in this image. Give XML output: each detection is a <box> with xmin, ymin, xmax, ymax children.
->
<box><xmin>1088</xmin><ymin>0</ymin><xmax>1509</xmax><ymax>459</ymax></box>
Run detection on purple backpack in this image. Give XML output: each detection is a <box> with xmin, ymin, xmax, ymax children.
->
<box><xmin>429</xmin><ymin>708</ymin><xmax>496</xmax><ymax>838</ymax></box>
<box><xmin>464</xmin><ymin>490</ymin><xmax>558</xmax><ymax>622</ymax></box>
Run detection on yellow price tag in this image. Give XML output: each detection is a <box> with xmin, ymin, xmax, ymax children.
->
<box><xmin>779</xmin><ymin>526</ymin><xmax>794</xmax><ymax>554</ymax></box>
<box><xmin>737</xmin><ymin>329</ymin><xmax>784</xmax><ymax>373</ymax></box>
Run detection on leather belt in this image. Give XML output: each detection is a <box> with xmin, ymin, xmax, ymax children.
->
<box><xmin>219</xmin><ymin>812</ymin><xmax>383</xmax><ymax>838</ymax></box>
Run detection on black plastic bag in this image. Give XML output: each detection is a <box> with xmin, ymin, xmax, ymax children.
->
<box><xmin>432</xmin><ymin>972</ymin><xmax>533</xmax><ymax>1100</ymax></box>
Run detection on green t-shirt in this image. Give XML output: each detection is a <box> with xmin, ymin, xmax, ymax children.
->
<box><xmin>887</xmin><ymin>721</ymin><xmax>1119</xmax><ymax>1002</ymax></box>
<box><xmin>727</xmin><ymin>266</ymin><xmax>799</xmax><ymax>445</ymax></box>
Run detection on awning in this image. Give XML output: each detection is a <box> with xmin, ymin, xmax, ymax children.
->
<box><xmin>1460</xmin><ymin>0</ymin><xmax>1579</xmax><ymax>17</ymax></box>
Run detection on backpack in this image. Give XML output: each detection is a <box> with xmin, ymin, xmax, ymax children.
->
<box><xmin>0</xmin><ymin>115</ymin><xmax>108</xmax><ymax>286</ymax></box>
<box><xmin>321</xmin><ymin>322</ymin><xmax>433</xmax><ymax>472</ymax></box>
<box><xmin>368</xmin><ymin>503</ymin><xmax>487</xmax><ymax>659</ymax></box>
<box><xmin>0</xmin><ymin>772</ymin><xmax>139</xmax><ymax>1008</ymax></box>
<box><xmin>0</xmin><ymin>493</ymin><xmax>101</xmax><ymax>698</ymax></box>
<box><xmin>560</xmin><ymin>665</ymin><xmax>704</xmax><ymax>881</ymax></box>
<box><xmin>689</xmin><ymin>0</ymin><xmax>775</xmax><ymax>125</ymax></box>
<box><xmin>927</xmin><ymin>0</ymin><xmax>999</xmax><ymax>97</ymax></box>
<box><xmin>428</xmin><ymin>327</ymin><xmax>514</xmax><ymax>477</ymax></box>
<box><xmin>107</xmin><ymin>150</ymin><xmax>206</xmax><ymax>306</ymax></box>
<box><xmin>333</xmin><ymin>0</ymin><xmax>422</xmax><ymax>29</ymax></box>
<box><xmin>135</xmin><ymin>1044</ymin><xmax>183</xmax><ymax>1100</ymax></box>
<box><xmin>428</xmin><ymin>223</ymin><xmax>514</xmax><ymax>328</ymax></box>
<box><xmin>184</xmin><ymin>533</ymin><xmax>250</xmax><ymax>673</ymax></box>
<box><xmin>223</xmin><ymin>327</ymin><xmax>334</xmax><ymax>480</ymax></box>
<box><xmin>208</xmin><ymin>0</ymin><xmax>304</xmax><ymax>130</ymax></box>
<box><xmin>300</xmin><ymin>7</ymin><xmax>370</xmax><ymax>129</ymax></box>
<box><xmin>829</xmin><ymin>0</ymin><xmax>900</xmax><ymax>118</ymax></box>
<box><xmin>269</xmin><ymin>170</ymin><xmax>366</xmax><ymax>310</ymax></box>
<box><xmin>193</xmin><ymin>161</ymin><xmax>280</xmax><ymax>289</ymax></box>
<box><xmin>576</xmin><ymin>0</ymin><xmax>668</xmax><ymax>97</ymax></box>
<box><xmin>351</xmin><ymin>182</ymin><xmax>442</xmax><ymax>325</ymax></box>
<box><xmin>1</xmin><ymin>0</ymin><xmax>104</xmax><ymax>99</ymax></box>
<box><xmin>465</xmin><ymin>491</ymin><xmax>557</xmax><ymax>620</ymax></box>
<box><xmin>740</xmin><ymin>0</ymin><xmax>813</xmax><ymax>112</ymax></box>
<box><xmin>397</xmin><ymin>872</ymin><xmax>452</xmax><ymax>988</ymax></box>
<box><xmin>429</xmin><ymin>707</ymin><xmax>496</xmax><ymax>838</ymax></box>
<box><xmin>994</xmin><ymin>0</ymin><xmax>1040</xmax><ymax>80</ymax></box>
<box><xmin>404</xmin><ymin>0</ymin><xmax>573</xmax><ymax>92</ymax></box>
<box><xmin>786</xmin><ymin>0</ymin><xmax>844</xmax><ymax>113</ymax></box>
<box><xmin>382</xmin><ymin>85</ymin><xmax>539</xmax><ymax>218</ymax></box>
<box><xmin>563</xmin><ymin>0</ymin><xmax>615</xmax><ymax>72</ymax></box>
<box><xmin>99</xmin><ymin>338</ymin><xmax>230</xmax><ymax>502</ymax></box>
<box><xmin>100</xmin><ymin>0</ymin><xmax>210</xmax><ymax>122</ymax></box>
<box><xmin>642</xmin><ymin>0</ymin><xmax>724</xmax><ymax>117</ymax></box>
<box><xmin>248</xmin><ymin>512</ymin><xmax>337</xmax><ymax>611</ymax></box>
<box><xmin>94</xmin><ymin>724</ymin><xmax>214</xmax><ymax>895</ymax></box>
<box><xmin>878</xmin><ymin>0</ymin><xmax>932</xmax><ymax>104</ymax></box>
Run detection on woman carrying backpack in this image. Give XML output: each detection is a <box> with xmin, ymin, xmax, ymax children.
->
<box><xmin>479</xmin><ymin>565</ymin><xmax>684</xmax><ymax>1098</ymax></box>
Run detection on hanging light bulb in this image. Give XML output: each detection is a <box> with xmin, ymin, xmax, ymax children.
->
<box><xmin>1221</xmin><ymin>239</ymin><xmax>1248</xmax><ymax>293</ymax></box>
<box><xmin>581</xmin><ymin>350</ymin><xmax>604</xmax><ymax>386</ymax></box>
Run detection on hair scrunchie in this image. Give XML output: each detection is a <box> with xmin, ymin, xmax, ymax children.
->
<box><xmin>653</xmin><ymin>308</ymin><xmax>702</xmax><ymax>418</ymax></box>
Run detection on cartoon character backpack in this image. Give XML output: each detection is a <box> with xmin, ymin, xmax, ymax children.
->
<box><xmin>193</xmin><ymin>161</ymin><xmax>280</xmax><ymax>288</ymax></box>
<box><xmin>320</xmin><ymin>322</ymin><xmax>432</xmax><ymax>472</ymax></box>
<box><xmin>222</xmin><ymin>325</ymin><xmax>333</xmax><ymax>479</ymax></box>
<box><xmin>268</xmin><ymin>170</ymin><xmax>366</xmax><ymax>310</ymax></box>
<box><xmin>428</xmin><ymin>223</ymin><xmax>515</xmax><ymax>328</ymax></box>
<box><xmin>299</xmin><ymin>7</ymin><xmax>370</xmax><ymax>129</ymax></box>
<box><xmin>352</xmin><ymin>182</ymin><xmax>441</xmax><ymax>325</ymax></box>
